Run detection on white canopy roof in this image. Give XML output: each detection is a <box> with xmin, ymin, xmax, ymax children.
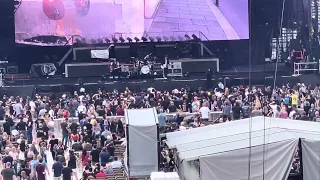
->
<box><xmin>125</xmin><ymin>107</ymin><xmax>159</xmax><ymax>126</ymax></box>
<box><xmin>166</xmin><ymin>116</ymin><xmax>320</xmax><ymax>161</ymax></box>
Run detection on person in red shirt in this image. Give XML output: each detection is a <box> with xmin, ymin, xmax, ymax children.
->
<box><xmin>96</xmin><ymin>170</ymin><xmax>107</xmax><ymax>178</ymax></box>
<box><xmin>116</xmin><ymin>105</ymin><xmax>124</xmax><ymax>116</ymax></box>
<box><xmin>63</xmin><ymin>108</ymin><xmax>70</xmax><ymax>119</ymax></box>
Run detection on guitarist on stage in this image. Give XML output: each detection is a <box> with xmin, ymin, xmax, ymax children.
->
<box><xmin>110</xmin><ymin>58</ymin><xmax>121</xmax><ymax>80</ymax></box>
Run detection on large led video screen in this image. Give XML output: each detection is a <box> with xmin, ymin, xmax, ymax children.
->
<box><xmin>15</xmin><ymin>0</ymin><xmax>248</xmax><ymax>43</ymax></box>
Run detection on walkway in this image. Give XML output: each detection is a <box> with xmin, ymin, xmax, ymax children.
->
<box><xmin>147</xmin><ymin>0</ymin><xmax>242</xmax><ymax>40</ymax></box>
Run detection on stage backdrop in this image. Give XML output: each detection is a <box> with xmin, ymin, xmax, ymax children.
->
<box><xmin>14</xmin><ymin>0</ymin><xmax>248</xmax><ymax>44</ymax></box>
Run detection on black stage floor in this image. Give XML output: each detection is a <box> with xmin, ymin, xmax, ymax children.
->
<box><xmin>0</xmin><ymin>63</ymin><xmax>303</xmax><ymax>97</ymax></box>
<box><xmin>6</xmin><ymin>63</ymin><xmax>290</xmax><ymax>87</ymax></box>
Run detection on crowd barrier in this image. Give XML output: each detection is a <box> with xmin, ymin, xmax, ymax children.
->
<box><xmin>52</xmin><ymin>111</ymin><xmax>223</xmax><ymax>137</ymax></box>
<box><xmin>0</xmin><ymin>111</ymin><xmax>222</xmax><ymax>138</ymax></box>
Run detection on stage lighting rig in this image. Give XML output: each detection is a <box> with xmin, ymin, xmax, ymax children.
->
<box><xmin>149</xmin><ymin>36</ymin><xmax>155</xmax><ymax>42</ymax></box>
<box><xmin>105</xmin><ymin>38</ymin><xmax>111</xmax><ymax>43</ymax></box>
<box><xmin>156</xmin><ymin>36</ymin><xmax>162</xmax><ymax>42</ymax></box>
<box><xmin>141</xmin><ymin>37</ymin><xmax>148</xmax><ymax>42</ymax></box>
<box><xmin>112</xmin><ymin>37</ymin><xmax>118</xmax><ymax>43</ymax></box>
<box><xmin>134</xmin><ymin>37</ymin><xmax>140</xmax><ymax>42</ymax></box>
<box><xmin>184</xmin><ymin>34</ymin><xmax>191</xmax><ymax>40</ymax></box>
<box><xmin>119</xmin><ymin>36</ymin><xmax>125</xmax><ymax>43</ymax></box>
<box><xmin>192</xmin><ymin>34</ymin><xmax>200</xmax><ymax>41</ymax></box>
<box><xmin>127</xmin><ymin>37</ymin><xmax>133</xmax><ymax>43</ymax></box>
<box><xmin>14</xmin><ymin>0</ymin><xmax>22</xmax><ymax>12</ymax></box>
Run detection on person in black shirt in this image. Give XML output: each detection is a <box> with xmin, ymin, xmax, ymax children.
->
<box><xmin>16</xmin><ymin>118</ymin><xmax>27</xmax><ymax>132</ymax></box>
<box><xmin>49</xmin><ymin>135</ymin><xmax>59</xmax><ymax>159</ymax></box>
<box><xmin>90</xmin><ymin>145</ymin><xmax>100</xmax><ymax>164</ymax></box>
<box><xmin>61</xmin><ymin>119</ymin><xmax>69</xmax><ymax>147</ymax></box>
<box><xmin>67</xmin><ymin>150</ymin><xmax>78</xmax><ymax>180</ymax></box>
<box><xmin>36</xmin><ymin>123</ymin><xmax>45</xmax><ymax>139</ymax></box>
<box><xmin>232</xmin><ymin>102</ymin><xmax>242</xmax><ymax>120</ymax></box>
<box><xmin>27</xmin><ymin>117</ymin><xmax>33</xmax><ymax>144</ymax></box>
<box><xmin>52</xmin><ymin>157</ymin><xmax>63</xmax><ymax>179</ymax></box>
<box><xmin>69</xmin><ymin>120</ymin><xmax>79</xmax><ymax>133</ymax></box>
<box><xmin>3</xmin><ymin>117</ymin><xmax>12</xmax><ymax>135</ymax></box>
<box><xmin>61</xmin><ymin>163</ymin><xmax>73</xmax><ymax>180</ymax></box>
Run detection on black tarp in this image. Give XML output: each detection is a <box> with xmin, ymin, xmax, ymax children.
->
<box><xmin>0</xmin><ymin>85</ymin><xmax>35</xmax><ymax>98</ymax></box>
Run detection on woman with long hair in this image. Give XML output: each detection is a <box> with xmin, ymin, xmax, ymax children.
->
<box><xmin>81</xmin><ymin>149</ymin><xmax>90</xmax><ymax>168</ymax></box>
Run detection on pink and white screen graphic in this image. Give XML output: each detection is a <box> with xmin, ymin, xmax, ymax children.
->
<box><xmin>14</xmin><ymin>0</ymin><xmax>249</xmax><ymax>42</ymax></box>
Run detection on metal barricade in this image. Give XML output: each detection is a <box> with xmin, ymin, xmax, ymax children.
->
<box><xmin>53</xmin><ymin>111</ymin><xmax>223</xmax><ymax>132</ymax></box>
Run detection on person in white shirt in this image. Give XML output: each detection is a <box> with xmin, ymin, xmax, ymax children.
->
<box><xmin>199</xmin><ymin>103</ymin><xmax>210</xmax><ymax>124</ymax></box>
<box><xmin>289</xmin><ymin>108</ymin><xmax>296</xmax><ymax>119</ymax></box>
<box><xmin>110</xmin><ymin>157</ymin><xmax>122</xmax><ymax>169</ymax></box>
<box><xmin>48</xmin><ymin>108</ymin><xmax>55</xmax><ymax>118</ymax></box>
<box><xmin>13</xmin><ymin>100</ymin><xmax>23</xmax><ymax>117</ymax></box>
<box><xmin>77</xmin><ymin>102</ymin><xmax>87</xmax><ymax>114</ymax></box>
<box><xmin>29</xmin><ymin>100</ymin><xmax>36</xmax><ymax>118</ymax></box>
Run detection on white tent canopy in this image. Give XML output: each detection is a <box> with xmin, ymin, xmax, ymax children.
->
<box><xmin>166</xmin><ymin>116</ymin><xmax>320</xmax><ymax>161</ymax></box>
<box><xmin>125</xmin><ymin>108</ymin><xmax>159</xmax><ymax>177</ymax></box>
<box><xmin>166</xmin><ymin>117</ymin><xmax>320</xmax><ymax>180</ymax></box>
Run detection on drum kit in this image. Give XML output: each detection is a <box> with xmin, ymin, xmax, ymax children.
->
<box><xmin>133</xmin><ymin>58</ymin><xmax>156</xmax><ymax>76</ymax></box>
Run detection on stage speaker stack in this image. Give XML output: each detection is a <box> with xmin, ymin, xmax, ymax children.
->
<box><xmin>0</xmin><ymin>0</ymin><xmax>15</xmax><ymax>60</ymax></box>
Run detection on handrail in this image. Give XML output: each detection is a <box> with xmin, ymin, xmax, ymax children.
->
<box><xmin>293</xmin><ymin>62</ymin><xmax>318</xmax><ymax>76</ymax></box>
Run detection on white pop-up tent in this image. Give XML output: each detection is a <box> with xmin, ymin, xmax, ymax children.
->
<box><xmin>165</xmin><ymin>116</ymin><xmax>320</xmax><ymax>180</ymax></box>
<box><xmin>125</xmin><ymin>108</ymin><xmax>159</xmax><ymax>177</ymax></box>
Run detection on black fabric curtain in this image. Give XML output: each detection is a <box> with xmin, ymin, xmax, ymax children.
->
<box><xmin>0</xmin><ymin>86</ymin><xmax>35</xmax><ymax>98</ymax></box>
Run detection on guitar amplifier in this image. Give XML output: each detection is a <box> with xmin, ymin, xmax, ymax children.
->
<box><xmin>168</xmin><ymin>62</ymin><xmax>183</xmax><ymax>77</ymax></box>
<box><xmin>168</xmin><ymin>62</ymin><xmax>182</xmax><ymax>69</ymax></box>
<box><xmin>7</xmin><ymin>66</ymin><xmax>18</xmax><ymax>74</ymax></box>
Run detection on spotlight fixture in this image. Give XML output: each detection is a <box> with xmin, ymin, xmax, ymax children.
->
<box><xmin>184</xmin><ymin>34</ymin><xmax>191</xmax><ymax>40</ymax></box>
<box><xmin>156</xmin><ymin>36</ymin><xmax>162</xmax><ymax>42</ymax></box>
<box><xmin>192</xmin><ymin>34</ymin><xmax>200</xmax><ymax>40</ymax></box>
<box><xmin>141</xmin><ymin>37</ymin><xmax>148</xmax><ymax>42</ymax></box>
<box><xmin>119</xmin><ymin>36</ymin><xmax>125</xmax><ymax>43</ymax></box>
<box><xmin>134</xmin><ymin>37</ymin><xmax>140</xmax><ymax>42</ymax></box>
<box><xmin>149</xmin><ymin>36</ymin><xmax>155</xmax><ymax>42</ymax></box>
<box><xmin>105</xmin><ymin>38</ymin><xmax>111</xmax><ymax>43</ymax></box>
<box><xmin>112</xmin><ymin>37</ymin><xmax>118</xmax><ymax>43</ymax></box>
<box><xmin>127</xmin><ymin>37</ymin><xmax>133</xmax><ymax>43</ymax></box>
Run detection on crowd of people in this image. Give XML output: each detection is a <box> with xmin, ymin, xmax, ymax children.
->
<box><xmin>0</xmin><ymin>83</ymin><xmax>318</xmax><ymax>179</ymax></box>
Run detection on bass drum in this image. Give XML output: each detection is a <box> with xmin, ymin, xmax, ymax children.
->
<box><xmin>42</xmin><ymin>0</ymin><xmax>65</xmax><ymax>20</ymax></box>
<box><xmin>140</xmin><ymin>65</ymin><xmax>150</xmax><ymax>75</ymax></box>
